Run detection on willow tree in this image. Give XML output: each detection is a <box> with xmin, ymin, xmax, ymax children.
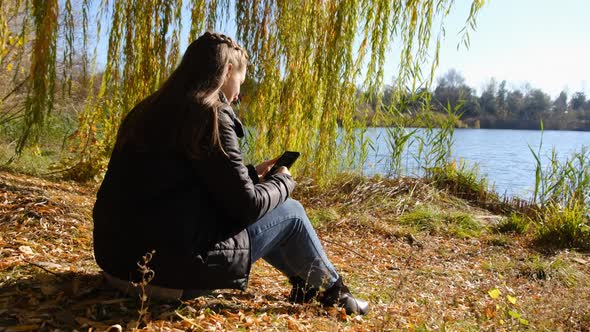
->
<box><xmin>0</xmin><ymin>0</ymin><xmax>485</xmax><ymax>181</ymax></box>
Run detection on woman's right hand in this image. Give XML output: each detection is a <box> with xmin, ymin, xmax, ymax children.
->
<box><xmin>255</xmin><ymin>158</ymin><xmax>278</xmax><ymax>179</ymax></box>
<box><xmin>275</xmin><ymin>166</ymin><xmax>291</xmax><ymax>177</ymax></box>
<box><xmin>255</xmin><ymin>158</ymin><xmax>291</xmax><ymax>180</ymax></box>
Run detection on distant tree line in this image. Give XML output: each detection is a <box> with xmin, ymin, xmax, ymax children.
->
<box><xmin>369</xmin><ymin>69</ymin><xmax>590</xmax><ymax>130</ymax></box>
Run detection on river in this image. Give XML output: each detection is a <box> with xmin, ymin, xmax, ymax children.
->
<box><xmin>360</xmin><ymin>128</ymin><xmax>590</xmax><ymax>199</ymax></box>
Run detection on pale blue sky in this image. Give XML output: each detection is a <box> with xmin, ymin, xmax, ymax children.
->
<box><xmin>414</xmin><ymin>0</ymin><xmax>590</xmax><ymax>98</ymax></box>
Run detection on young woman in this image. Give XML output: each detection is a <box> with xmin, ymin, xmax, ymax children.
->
<box><xmin>93</xmin><ymin>32</ymin><xmax>369</xmax><ymax>315</ymax></box>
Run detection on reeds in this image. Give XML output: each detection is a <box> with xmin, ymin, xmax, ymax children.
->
<box><xmin>529</xmin><ymin>135</ymin><xmax>590</xmax><ymax>249</ymax></box>
<box><xmin>383</xmin><ymin>93</ymin><xmax>460</xmax><ymax>178</ymax></box>
<box><xmin>385</xmin><ymin>110</ymin><xmax>416</xmax><ymax>177</ymax></box>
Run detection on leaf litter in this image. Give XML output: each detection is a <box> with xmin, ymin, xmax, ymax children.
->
<box><xmin>0</xmin><ymin>171</ymin><xmax>589</xmax><ymax>331</ymax></box>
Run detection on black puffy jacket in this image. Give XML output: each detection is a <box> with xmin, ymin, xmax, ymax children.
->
<box><xmin>92</xmin><ymin>101</ymin><xmax>295</xmax><ymax>290</ymax></box>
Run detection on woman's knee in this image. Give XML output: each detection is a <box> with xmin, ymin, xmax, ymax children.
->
<box><xmin>282</xmin><ymin>199</ymin><xmax>316</xmax><ymax>234</ymax></box>
<box><xmin>282</xmin><ymin>198</ymin><xmax>306</xmax><ymax>218</ymax></box>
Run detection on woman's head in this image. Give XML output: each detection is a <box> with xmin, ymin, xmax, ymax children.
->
<box><xmin>175</xmin><ymin>31</ymin><xmax>248</xmax><ymax>105</ymax></box>
<box><xmin>115</xmin><ymin>32</ymin><xmax>248</xmax><ymax>157</ymax></box>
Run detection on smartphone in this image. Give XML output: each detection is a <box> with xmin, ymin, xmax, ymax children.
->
<box><xmin>265</xmin><ymin>151</ymin><xmax>300</xmax><ymax>179</ymax></box>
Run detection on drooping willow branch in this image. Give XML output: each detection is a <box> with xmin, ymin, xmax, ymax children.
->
<box><xmin>16</xmin><ymin>0</ymin><xmax>59</xmax><ymax>153</ymax></box>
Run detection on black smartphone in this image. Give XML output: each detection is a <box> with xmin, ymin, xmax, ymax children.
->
<box><xmin>265</xmin><ymin>151</ymin><xmax>300</xmax><ymax>179</ymax></box>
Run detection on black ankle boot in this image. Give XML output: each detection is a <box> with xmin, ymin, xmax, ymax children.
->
<box><xmin>318</xmin><ymin>277</ymin><xmax>370</xmax><ymax>315</ymax></box>
<box><xmin>288</xmin><ymin>276</ymin><xmax>319</xmax><ymax>304</ymax></box>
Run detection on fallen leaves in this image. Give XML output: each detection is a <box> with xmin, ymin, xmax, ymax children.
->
<box><xmin>488</xmin><ymin>288</ymin><xmax>501</xmax><ymax>299</ymax></box>
<box><xmin>1</xmin><ymin>171</ymin><xmax>590</xmax><ymax>331</ymax></box>
<box><xmin>0</xmin><ymin>172</ymin><xmax>94</xmax><ymax>276</ymax></box>
<box><xmin>17</xmin><ymin>246</ymin><xmax>35</xmax><ymax>256</ymax></box>
<box><xmin>507</xmin><ymin>294</ymin><xmax>517</xmax><ymax>305</ymax></box>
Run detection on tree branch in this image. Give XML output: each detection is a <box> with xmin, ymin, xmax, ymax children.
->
<box><xmin>1</xmin><ymin>75</ymin><xmax>30</xmax><ymax>103</ymax></box>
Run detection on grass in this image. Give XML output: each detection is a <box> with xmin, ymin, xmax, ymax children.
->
<box><xmin>427</xmin><ymin>160</ymin><xmax>497</xmax><ymax>208</ymax></box>
<box><xmin>0</xmin><ymin>145</ymin><xmax>61</xmax><ymax>176</ymax></box>
<box><xmin>0</xmin><ymin>112</ymin><xmax>76</xmax><ymax>177</ymax></box>
<box><xmin>535</xmin><ymin>202</ymin><xmax>590</xmax><ymax>250</ymax></box>
<box><xmin>426</xmin><ymin>153</ymin><xmax>590</xmax><ymax>251</ymax></box>
<box><xmin>517</xmin><ymin>254</ymin><xmax>579</xmax><ymax>287</ymax></box>
<box><xmin>495</xmin><ymin>213</ymin><xmax>531</xmax><ymax>235</ymax></box>
<box><xmin>382</xmin><ymin>109</ymin><xmax>590</xmax><ymax>251</ymax></box>
<box><xmin>307</xmin><ymin>207</ymin><xmax>340</xmax><ymax>228</ymax></box>
<box><xmin>399</xmin><ymin>206</ymin><xmax>482</xmax><ymax>238</ymax></box>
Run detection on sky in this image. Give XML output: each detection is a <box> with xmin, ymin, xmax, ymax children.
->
<box><xmin>405</xmin><ymin>0</ymin><xmax>590</xmax><ymax>98</ymax></box>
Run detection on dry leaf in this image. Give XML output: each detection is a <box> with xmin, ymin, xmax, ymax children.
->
<box><xmin>484</xmin><ymin>304</ymin><xmax>496</xmax><ymax>319</ymax></box>
<box><xmin>506</xmin><ymin>295</ymin><xmax>517</xmax><ymax>305</ymax></box>
<box><xmin>488</xmin><ymin>288</ymin><xmax>501</xmax><ymax>299</ymax></box>
<box><xmin>18</xmin><ymin>245</ymin><xmax>34</xmax><ymax>255</ymax></box>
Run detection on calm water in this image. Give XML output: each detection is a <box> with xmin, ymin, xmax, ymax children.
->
<box><xmin>360</xmin><ymin>128</ymin><xmax>590</xmax><ymax>199</ymax></box>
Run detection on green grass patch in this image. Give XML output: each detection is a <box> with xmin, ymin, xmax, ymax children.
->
<box><xmin>399</xmin><ymin>206</ymin><xmax>482</xmax><ymax>238</ymax></box>
<box><xmin>0</xmin><ymin>112</ymin><xmax>76</xmax><ymax>177</ymax></box>
<box><xmin>428</xmin><ymin>160</ymin><xmax>488</xmax><ymax>195</ymax></box>
<box><xmin>0</xmin><ymin>144</ymin><xmax>62</xmax><ymax>176</ymax></box>
<box><xmin>495</xmin><ymin>213</ymin><xmax>531</xmax><ymax>235</ymax></box>
<box><xmin>425</xmin><ymin>160</ymin><xmax>515</xmax><ymax>216</ymax></box>
<box><xmin>535</xmin><ymin>203</ymin><xmax>590</xmax><ymax>250</ymax></box>
<box><xmin>307</xmin><ymin>207</ymin><xmax>340</xmax><ymax>228</ymax></box>
<box><xmin>485</xmin><ymin>234</ymin><xmax>512</xmax><ymax>248</ymax></box>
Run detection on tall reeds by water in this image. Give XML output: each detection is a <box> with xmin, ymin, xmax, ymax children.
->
<box><xmin>528</xmin><ymin>128</ymin><xmax>590</xmax><ymax>249</ymax></box>
<box><xmin>383</xmin><ymin>98</ymin><xmax>459</xmax><ymax>178</ymax></box>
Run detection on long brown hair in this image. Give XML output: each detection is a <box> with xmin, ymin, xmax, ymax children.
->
<box><xmin>114</xmin><ymin>32</ymin><xmax>248</xmax><ymax>158</ymax></box>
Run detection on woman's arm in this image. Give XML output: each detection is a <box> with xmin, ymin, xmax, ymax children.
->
<box><xmin>193</xmin><ymin>108</ymin><xmax>295</xmax><ymax>225</ymax></box>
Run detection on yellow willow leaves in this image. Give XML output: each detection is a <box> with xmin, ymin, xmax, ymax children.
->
<box><xmin>2</xmin><ymin>0</ymin><xmax>485</xmax><ymax>181</ymax></box>
<box><xmin>60</xmin><ymin>0</ymin><xmax>75</xmax><ymax>96</ymax></box>
<box><xmin>0</xmin><ymin>1</ymin><xmax>22</xmax><ymax>66</ymax></box>
<box><xmin>17</xmin><ymin>0</ymin><xmax>59</xmax><ymax>153</ymax></box>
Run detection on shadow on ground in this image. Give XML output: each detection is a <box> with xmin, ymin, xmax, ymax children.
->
<box><xmin>0</xmin><ymin>269</ymin><xmax>301</xmax><ymax>331</ymax></box>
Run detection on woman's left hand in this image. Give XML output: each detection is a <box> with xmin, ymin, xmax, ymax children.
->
<box><xmin>255</xmin><ymin>157</ymin><xmax>279</xmax><ymax>180</ymax></box>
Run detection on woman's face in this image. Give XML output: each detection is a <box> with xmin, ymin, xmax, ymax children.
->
<box><xmin>220</xmin><ymin>63</ymin><xmax>246</xmax><ymax>103</ymax></box>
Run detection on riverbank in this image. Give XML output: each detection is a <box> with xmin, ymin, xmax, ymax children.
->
<box><xmin>1</xmin><ymin>170</ymin><xmax>588</xmax><ymax>331</ymax></box>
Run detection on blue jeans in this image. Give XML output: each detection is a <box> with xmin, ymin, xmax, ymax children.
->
<box><xmin>247</xmin><ymin>198</ymin><xmax>339</xmax><ymax>289</ymax></box>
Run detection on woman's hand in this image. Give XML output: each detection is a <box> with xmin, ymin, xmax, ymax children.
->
<box><xmin>255</xmin><ymin>157</ymin><xmax>291</xmax><ymax>180</ymax></box>
<box><xmin>274</xmin><ymin>166</ymin><xmax>291</xmax><ymax>177</ymax></box>
<box><xmin>255</xmin><ymin>157</ymin><xmax>278</xmax><ymax>179</ymax></box>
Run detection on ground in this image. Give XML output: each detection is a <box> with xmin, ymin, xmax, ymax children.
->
<box><xmin>0</xmin><ymin>171</ymin><xmax>589</xmax><ymax>331</ymax></box>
